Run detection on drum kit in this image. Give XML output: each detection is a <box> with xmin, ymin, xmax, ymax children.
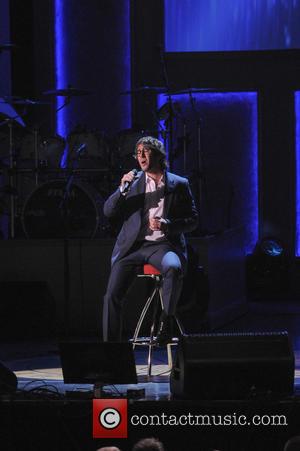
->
<box><xmin>0</xmin><ymin>58</ymin><xmax>209</xmax><ymax>241</ymax></box>
<box><xmin>0</xmin><ymin>85</ymin><xmax>174</xmax><ymax>240</ymax></box>
<box><xmin>0</xmin><ymin>40</ymin><xmax>216</xmax><ymax>239</ymax></box>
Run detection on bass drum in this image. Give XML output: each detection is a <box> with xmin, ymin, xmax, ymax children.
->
<box><xmin>22</xmin><ymin>180</ymin><xmax>107</xmax><ymax>239</ymax></box>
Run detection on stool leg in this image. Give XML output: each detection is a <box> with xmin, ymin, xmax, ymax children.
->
<box><xmin>159</xmin><ymin>287</ymin><xmax>164</xmax><ymax>310</ymax></box>
<box><xmin>147</xmin><ymin>282</ymin><xmax>161</xmax><ymax>377</ymax></box>
<box><xmin>147</xmin><ymin>339</ymin><xmax>154</xmax><ymax>377</ymax></box>
<box><xmin>175</xmin><ymin>316</ymin><xmax>184</xmax><ymax>336</ymax></box>
<box><xmin>131</xmin><ymin>275</ymin><xmax>163</xmax><ymax>378</ymax></box>
<box><xmin>167</xmin><ymin>343</ymin><xmax>173</xmax><ymax>370</ymax></box>
<box><xmin>132</xmin><ymin>288</ymin><xmax>157</xmax><ymax>348</ymax></box>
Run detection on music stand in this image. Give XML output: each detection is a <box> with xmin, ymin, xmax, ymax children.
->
<box><xmin>59</xmin><ymin>342</ymin><xmax>137</xmax><ymax>397</ymax></box>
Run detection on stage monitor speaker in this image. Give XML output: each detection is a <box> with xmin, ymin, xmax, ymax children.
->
<box><xmin>0</xmin><ymin>362</ymin><xmax>17</xmax><ymax>394</ymax></box>
<box><xmin>59</xmin><ymin>341</ymin><xmax>137</xmax><ymax>385</ymax></box>
<box><xmin>170</xmin><ymin>332</ymin><xmax>294</xmax><ymax>400</ymax></box>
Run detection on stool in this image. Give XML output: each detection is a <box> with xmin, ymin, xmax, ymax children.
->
<box><xmin>132</xmin><ymin>264</ymin><xmax>183</xmax><ymax>377</ymax></box>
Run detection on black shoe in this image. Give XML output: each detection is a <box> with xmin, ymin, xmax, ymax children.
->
<box><xmin>156</xmin><ymin>313</ymin><xmax>173</xmax><ymax>346</ymax></box>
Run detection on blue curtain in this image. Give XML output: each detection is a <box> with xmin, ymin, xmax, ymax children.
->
<box><xmin>165</xmin><ymin>0</ymin><xmax>300</xmax><ymax>52</ymax></box>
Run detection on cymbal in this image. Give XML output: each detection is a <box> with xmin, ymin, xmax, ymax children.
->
<box><xmin>14</xmin><ymin>99</ymin><xmax>51</xmax><ymax>105</ymax></box>
<box><xmin>164</xmin><ymin>88</ymin><xmax>215</xmax><ymax>96</ymax></box>
<box><xmin>1</xmin><ymin>96</ymin><xmax>51</xmax><ymax>105</ymax></box>
<box><xmin>120</xmin><ymin>86</ymin><xmax>167</xmax><ymax>95</ymax></box>
<box><xmin>0</xmin><ymin>97</ymin><xmax>25</xmax><ymax>127</ymax></box>
<box><xmin>43</xmin><ymin>87</ymin><xmax>91</xmax><ymax>97</ymax></box>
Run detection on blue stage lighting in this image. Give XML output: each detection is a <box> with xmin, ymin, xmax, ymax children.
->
<box><xmin>54</xmin><ymin>0</ymin><xmax>67</xmax><ymax>139</ymax></box>
<box><xmin>260</xmin><ymin>238</ymin><xmax>284</xmax><ymax>257</ymax></box>
<box><xmin>165</xmin><ymin>0</ymin><xmax>300</xmax><ymax>52</ymax></box>
<box><xmin>157</xmin><ymin>91</ymin><xmax>258</xmax><ymax>253</ymax></box>
<box><xmin>295</xmin><ymin>92</ymin><xmax>300</xmax><ymax>256</ymax></box>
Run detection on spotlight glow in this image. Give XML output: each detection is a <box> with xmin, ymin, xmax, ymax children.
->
<box><xmin>295</xmin><ymin>92</ymin><xmax>300</xmax><ymax>256</ymax></box>
<box><xmin>54</xmin><ymin>0</ymin><xmax>67</xmax><ymax>138</ymax></box>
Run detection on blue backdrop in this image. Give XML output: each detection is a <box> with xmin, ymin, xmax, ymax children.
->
<box><xmin>158</xmin><ymin>92</ymin><xmax>258</xmax><ymax>254</ymax></box>
<box><xmin>295</xmin><ymin>92</ymin><xmax>300</xmax><ymax>256</ymax></box>
<box><xmin>54</xmin><ymin>0</ymin><xmax>131</xmax><ymax>138</ymax></box>
<box><xmin>165</xmin><ymin>0</ymin><xmax>300</xmax><ymax>52</ymax></box>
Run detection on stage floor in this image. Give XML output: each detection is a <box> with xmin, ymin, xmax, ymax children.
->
<box><xmin>1</xmin><ymin>299</ymin><xmax>300</xmax><ymax>399</ymax></box>
<box><xmin>1</xmin><ymin>342</ymin><xmax>300</xmax><ymax>400</ymax></box>
<box><xmin>1</xmin><ymin>340</ymin><xmax>300</xmax><ymax>451</ymax></box>
<box><xmin>3</xmin><ymin>341</ymin><xmax>173</xmax><ymax>399</ymax></box>
<box><xmin>0</xmin><ymin>299</ymin><xmax>299</xmax><ymax>400</ymax></box>
<box><xmin>2</xmin><ymin>300</ymin><xmax>300</xmax><ymax>451</ymax></box>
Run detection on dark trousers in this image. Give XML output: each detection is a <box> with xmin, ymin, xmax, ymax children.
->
<box><xmin>102</xmin><ymin>241</ymin><xmax>186</xmax><ymax>341</ymax></box>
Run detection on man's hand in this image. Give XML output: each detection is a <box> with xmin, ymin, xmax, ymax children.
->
<box><xmin>149</xmin><ymin>216</ymin><xmax>168</xmax><ymax>232</ymax></box>
<box><xmin>120</xmin><ymin>170</ymin><xmax>136</xmax><ymax>188</ymax></box>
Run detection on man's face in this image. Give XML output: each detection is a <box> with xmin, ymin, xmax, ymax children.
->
<box><xmin>136</xmin><ymin>144</ymin><xmax>161</xmax><ymax>172</ymax></box>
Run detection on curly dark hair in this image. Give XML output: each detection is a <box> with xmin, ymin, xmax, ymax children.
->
<box><xmin>135</xmin><ymin>136</ymin><xmax>167</xmax><ymax>169</ymax></box>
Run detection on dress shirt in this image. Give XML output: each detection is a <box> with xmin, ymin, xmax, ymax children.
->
<box><xmin>137</xmin><ymin>173</ymin><xmax>166</xmax><ymax>241</ymax></box>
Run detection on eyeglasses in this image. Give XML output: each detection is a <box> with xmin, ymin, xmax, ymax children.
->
<box><xmin>134</xmin><ymin>148</ymin><xmax>152</xmax><ymax>158</ymax></box>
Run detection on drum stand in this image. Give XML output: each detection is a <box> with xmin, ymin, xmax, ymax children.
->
<box><xmin>188</xmin><ymin>90</ymin><xmax>203</xmax><ymax>208</ymax></box>
<box><xmin>32</xmin><ymin>126</ymin><xmax>40</xmax><ymax>187</ymax></box>
<box><xmin>187</xmin><ymin>90</ymin><xmax>212</xmax><ymax>234</ymax></box>
<box><xmin>59</xmin><ymin>174</ymin><xmax>73</xmax><ymax>337</ymax></box>
<box><xmin>0</xmin><ymin>109</ymin><xmax>22</xmax><ymax>238</ymax></box>
<box><xmin>7</xmin><ymin>121</ymin><xmax>16</xmax><ymax>239</ymax></box>
<box><xmin>59</xmin><ymin>148</ymin><xmax>86</xmax><ymax>336</ymax></box>
<box><xmin>0</xmin><ymin>117</ymin><xmax>19</xmax><ymax>239</ymax></box>
<box><xmin>59</xmin><ymin>169</ymin><xmax>74</xmax><ymax>337</ymax></box>
<box><xmin>158</xmin><ymin>46</ymin><xmax>175</xmax><ymax>170</ymax></box>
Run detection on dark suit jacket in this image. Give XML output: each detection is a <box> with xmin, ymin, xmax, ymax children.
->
<box><xmin>104</xmin><ymin>171</ymin><xmax>198</xmax><ymax>266</ymax></box>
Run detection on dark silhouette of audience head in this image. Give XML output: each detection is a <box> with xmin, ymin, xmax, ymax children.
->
<box><xmin>284</xmin><ymin>436</ymin><xmax>300</xmax><ymax>451</ymax></box>
<box><xmin>132</xmin><ymin>437</ymin><xmax>165</xmax><ymax>451</ymax></box>
<box><xmin>96</xmin><ymin>447</ymin><xmax>121</xmax><ymax>451</ymax></box>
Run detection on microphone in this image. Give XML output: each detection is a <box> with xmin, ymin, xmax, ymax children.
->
<box><xmin>120</xmin><ymin>169</ymin><xmax>138</xmax><ymax>194</ymax></box>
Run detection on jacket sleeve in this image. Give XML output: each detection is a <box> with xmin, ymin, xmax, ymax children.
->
<box><xmin>103</xmin><ymin>188</ymin><xmax>126</xmax><ymax>219</ymax></box>
<box><xmin>165</xmin><ymin>180</ymin><xmax>198</xmax><ymax>235</ymax></box>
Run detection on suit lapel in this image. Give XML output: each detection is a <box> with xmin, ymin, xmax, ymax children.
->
<box><xmin>126</xmin><ymin>171</ymin><xmax>145</xmax><ymax>229</ymax></box>
<box><xmin>135</xmin><ymin>171</ymin><xmax>146</xmax><ymax>195</ymax></box>
<box><xmin>164</xmin><ymin>171</ymin><xmax>176</xmax><ymax>218</ymax></box>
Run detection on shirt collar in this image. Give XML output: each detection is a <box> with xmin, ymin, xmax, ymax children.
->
<box><xmin>145</xmin><ymin>172</ymin><xmax>165</xmax><ymax>186</ymax></box>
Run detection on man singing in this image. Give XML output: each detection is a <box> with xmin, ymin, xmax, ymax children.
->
<box><xmin>103</xmin><ymin>136</ymin><xmax>198</xmax><ymax>344</ymax></box>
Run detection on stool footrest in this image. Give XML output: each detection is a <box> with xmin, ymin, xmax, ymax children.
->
<box><xmin>131</xmin><ymin>336</ymin><xmax>179</xmax><ymax>345</ymax></box>
<box><xmin>130</xmin><ymin>336</ymin><xmax>157</xmax><ymax>345</ymax></box>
